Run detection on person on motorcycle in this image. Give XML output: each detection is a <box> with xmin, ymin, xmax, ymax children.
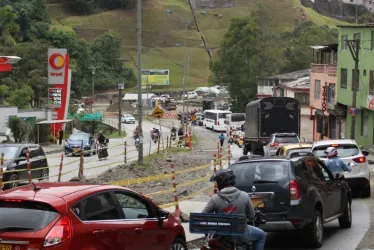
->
<box><xmin>133</xmin><ymin>126</ymin><xmax>139</xmax><ymax>138</ymax></box>
<box><xmin>177</xmin><ymin>127</ymin><xmax>184</xmax><ymax>147</ymax></box>
<box><xmin>202</xmin><ymin>169</ymin><xmax>266</xmax><ymax>250</ymax></box>
<box><xmin>325</xmin><ymin>147</ymin><xmax>352</xmax><ymax>175</ymax></box>
<box><xmin>218</xmin><ymin>132</ymin><xmax>226</xmax><ymax>147</ymax></box>
<box><xmin>97</xmin><ymin>131</ymin><xmax>108</xmax><ymax>156</ymax></box>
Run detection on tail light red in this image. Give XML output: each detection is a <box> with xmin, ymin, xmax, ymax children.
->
<box><xmin>353</xmin><ymin>156</ymin><xmax>366</xmax><ymax>163</ymax></box>
<box><xmin>290</xmin><ymin>180</ymin><xmax>300</xmax><ymax>200</ymax></box>
<box><xmin>270</xmin><ymin>143</ymin><xmax>279</xmax><ymax>147</ymax></box>
<box><xmin>217</xmin><ymin>121</ymin><xmax>220</xmax><ymax>126</ymax></box>
<box><xmin>44</xmin><ymin>215</ymin><xmax>72</xmax><ymax>247</ymax></box>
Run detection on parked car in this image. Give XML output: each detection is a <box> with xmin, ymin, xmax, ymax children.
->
<box><xmin>183</xmin><ymin>91</ymin><xmax>198</xmax><ymax>99</ymax></box>
<box><xmin>0</xmin><ymin>182</ymin><xmax>187</xmax><ymax>250</ymax></box>
<box><xmin>311</xmin><ymin>139</ymin><xmax>371</xmax><ymax>197</ymax></box>
<box><xmin>276</xmin><ymin>143</ymin><xmax>312</xmax><ymax>157</ymax></box>
<box><xmin>229</xmin><ymin>155</ymin><xmax>352</xmax><ymax>248</ymax></box>
<box><xmin>64</xmin><ymin>133</ymin><xmax>96</xmax><ymax>156</ymax></box>
<box><xmin>0</xmin><ymin>144</ymin><xmax>49</xmax><ymax>190</ymax></box>
<box><xmin>121</xmin><ymin>114</ymin><xmax>136</xmax><ymax>124</ymax></box>
<box><xmin>264</xmin><ymin>132</ymin><xmax>300</xmax><ymax>156</ymax></box>
<box><xmin>195</xmin><ymin>112</ymin><xmax>204</xmax><ymax>126</ymax></box>
<box><xmin>160</xmin><ymin>94</ymin><xmax>174</xmax><ymax>103</ymax></box>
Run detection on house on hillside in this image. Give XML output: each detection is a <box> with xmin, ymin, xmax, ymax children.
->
<box><xmin>309</xmin><ymin>44</ymin><xmax>347</xmax><ymax>141</ymax></box>
<box><xmin>256</xmin><ymin>69</ymin><xmax>310</xmax><ymax>98</ymax></box>
<box><xmin>122</xmin><ymin>93</ymin><xmax>156</xmax><ymax>107</ymax></box>
<box><xmin>341</xmin><ymin>0</ymin><xmax>374</xmax><ymax>12</ymax></box>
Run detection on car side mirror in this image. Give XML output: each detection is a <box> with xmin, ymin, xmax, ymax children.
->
<box><xmin>335</xmin><ymin>173</ymin><xmax>345</xmax><ymax>181</ymax></box>
<box><xmin>158</xmin><ymin>209</ymin><xmax>169</xmax><ymax>225</ymax></box>
<box><xmin>362</xmin><ymin>150</ymin><xmax>369</xmax><ymax>156</ymax></box>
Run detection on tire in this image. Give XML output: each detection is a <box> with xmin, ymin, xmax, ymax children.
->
<box><xmin>243</xmin><ymin>146</ymin><xmax>248</xmax><ymax>155</ymax></box>
<box><xmin>304</xmin><ymin>210</ymin><xmax>323</xmax><ymax>248</ymax></box>
<box><xmin>39</xmin><ymin>168</ymin><xmax>49</xmax><ymax>181</ymax></box>
<box><xmin>362</xmin><ymin>184</ymin><xmax>371</xmax><ymax>198</ymax></box>
<box><xmin>339</xmin><ymin>198</ymin><xmax>352</xmax><ymax>228</ymax></box>
<box><xmin>4</xmin><ymin>173</ymin><xmax>19</xmax><ymax>190</ymax></box>
<box><xmin>170</xmin><ymin>237</ymin><xmax>187</xmax><ymax>250</ymax></box>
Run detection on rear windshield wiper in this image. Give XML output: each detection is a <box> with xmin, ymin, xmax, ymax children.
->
<box><xmin>253</xmin><ymin>180</ymin><xmax>278</xmax><ymax>184</ymax></box>
<box><xmin>0</xmin><ymin>226</ymin><xmax>34</xmax><ymax>233</ymax></box>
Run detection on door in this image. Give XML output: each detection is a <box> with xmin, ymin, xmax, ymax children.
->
<box><xmin>17</xmin><ymin>147</ymin><xmax>29</xmax><ymax>181</ymax></box>
<box><xmin>78</xmin><ymin>192</ymin><xmax>129</xmax><ymax>250</ymax></box>
<box><xmin>29</xmin><ymin>146</ymin><xmax>44</xmax><ymax>178</ymax></box>
<box><xmin>113</xmin><ymin>191</ymin><xmax>167</xmax><ymax>250</ymax></box>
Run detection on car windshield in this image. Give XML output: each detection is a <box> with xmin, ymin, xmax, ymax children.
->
<box><xmin>0</xmin><ymin>200</ymin><xmax>59</xmax><ymax>232</ymax></box>
<box><xmin>124</xmin><ymin>115</ymin><xmax>132</xmax><ymax>117</ymax></box>
<box><xmin>274</xmin><ymin>136</ymin><xmax>299</xmax><ymax>143</ymax></box>
<box><xmin>312</xmin><ymin>144</ymin><xmax>360</xmax><ymax>158</ymax></box>
<box><xmin>286</xmin><ymin>148</ymin><xmax>311</xmax><ymax>156</ymax></box>
<box><xmin>219</xmin><ymin>113</ymin><xmax>229</xmax><ymax>119</ymax></box>
<box><xmin>69</xmin><ymin>134</ymin><xmax>89</xmax><ymax>141</ymax></box>
<box><xmin>0</xmin><ymin>147</ymin><xmax>18</xmax><ymax>159</ymax></box>
<box><xmin>230</xmin><ymin>161</ymin><xmax>289</xmax><ymax>185</ymax></box>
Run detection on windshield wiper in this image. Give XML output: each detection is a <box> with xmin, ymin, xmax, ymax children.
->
<box><xmin>253</xmin><ymin>180</ymin><xmax>278</xmax><ymax>184</ymax></box>
<box><xmin>0</xmin><ymin>226</ymin><xmax>34</xmax><ymax>233</ymax></box>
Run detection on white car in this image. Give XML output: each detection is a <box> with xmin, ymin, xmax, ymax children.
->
<box><xmin>311</xmin><ymin>139</ymin><xmax>371</xmax><ymax>197</ymax></box>
<box><xmin>183</xmin><ymin>91</ymin><xmax>198</xmax><ymax>99</ymax></box>
<box><xmin>121</xmin><ymin>114</ymin><xmax>136</xmax><ymax>124</ymax></box>
<box><xmin>160</xmin><ymin>94</ymin><xmax>171</xmax><ymax>102</ymax></box>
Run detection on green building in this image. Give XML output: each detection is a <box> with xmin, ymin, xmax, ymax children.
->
<box><xmin>337</xmin><ymin>24</ymin><xmax>374</xmax><ymax>148</ymax></box>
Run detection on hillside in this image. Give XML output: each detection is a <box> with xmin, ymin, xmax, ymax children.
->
<box><xmin>47</xmin><ymin>0</ymin><xmax>347</xmax><ymax>91</ymax></box>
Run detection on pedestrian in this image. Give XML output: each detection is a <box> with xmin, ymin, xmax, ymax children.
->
<box><xmin>218</xmin><ymin>132</ymin><xmax>226</xmax><ymax>147</ymax></box>
<box><xmin>58</xmin><ymin>128</ymin><xmax>64</xmax><ymax>145</ymax></box>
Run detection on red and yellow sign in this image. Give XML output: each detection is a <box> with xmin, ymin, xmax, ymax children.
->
<box><xmin>49</xmin><ymin>53</ymin><xmax>65</xmax><ymax>69</ymax></box>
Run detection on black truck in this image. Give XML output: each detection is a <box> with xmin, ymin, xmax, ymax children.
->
<box><xmin>243</xmin><ymin>97</ymin><xmax>300</xmax><ymax>155</ymax></box>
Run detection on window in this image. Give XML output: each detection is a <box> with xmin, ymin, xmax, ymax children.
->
<box><xmin>314</xmin><ymin>80</ymin><xmax>321</xmax><ymax>99</ymax></box>
<box><xmin>341</xmin><ymin>68</ymin><xmax>347</xmax><ymax>89</ymax></box>
<box><xmin>370</xmin><ymin>71</ymin><xmax>374</xmax><ymax>94</ymax></box>
<box><xmin>312</xmin><ymin>144</ymin><xmax>359</xmax><ymax>158</ymax></box>
<box><xmin>0</xmin><ymin>146</ymin><xmax>18</xmax><ymax>159</ymax></box>
<box><xmin>81</xmin><ymin>192</ymin><xmax>121</xmax><ymax>221</ymax></box>
<box><xmin>327</xmin><ymin>83</ymin><xmax>335</xmax><ymax>104</ymax></box>
<box><xmin>315</xmin><ymin>161</ymin><xmax>333</xmax><ymax>181</ymax></box>
<box><xmin>115</xmin><ymin>192</ymin><xmax>152</xmax><ymax>219</ymax></box>
<box><xmin>294</xmin><ymin>92</ymin><xmax>309</xmax><ymax>105</ymax></box>
<box><xmin>352</xmin><ymin>69</ymin><xmax>360</xmax><ymax>90</ymax></box>
<box><xmin>341</xmin><ymin>35</ymin><xmax>348</xmax><ymax>50</ymax></box>
<box><xmin>305</xmin><ymin>159</ymin><xmax>326</xmax><ymax>182</ymax></box>
<box><xmin>353</xmin><ymin>32</ymin><xmax>361</xmax><ymax>41</ymax></box>
<box><xmin>274</xmin><ymin>135</ymin><xmax>299</xmax><ymax>143</ymax></box>
<box><xmin>361</xmin><ymin>110</ymin><xmax>368</xmax><ymax>137</ymax></box>
<box><xmin>371</xmin><ymin>31</ymin><xmax>374</xmax><ymax>49</ymax></box>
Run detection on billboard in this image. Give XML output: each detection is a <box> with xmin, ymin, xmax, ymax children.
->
<box><xmin>141</xmin><ymin>69</ymin><xmax>169</xmax><ymax>86</ymax></box>
<box><xmin>48</xmin><ymin>48</ymin><xmax>67</xmax><ymax>85</ymax></box>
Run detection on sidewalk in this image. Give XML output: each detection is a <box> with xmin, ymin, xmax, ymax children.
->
<box><xmin>42</xmin><ymin>143</ymin><xmax>64</xmax><ymax>155</ymax></box>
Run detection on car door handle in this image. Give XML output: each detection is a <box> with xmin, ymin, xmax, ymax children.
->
<box><xmin>135</xmin><ymin>228</ymin><xmax>143</xmax><ymax>234</ymax></box>
<box><xmin>93</xmin><ymin>230</ymin><xmax>105</xmax><ymax>235</ymax></box>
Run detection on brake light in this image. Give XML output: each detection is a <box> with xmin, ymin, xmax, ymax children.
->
<box><xmin>289</xmin><ymin>180</ymin><xmax>300</xmax><ymax>200</ymax></box>
<box><xmin>353</xmin><ymin>156</ymin><xmax>366</xmax><ymax>163</ymax></box>
<box><xmin>44</xmin><ymin>215</ymin><xmax>72</xmax><ymax>247</ymax></box>
<box><xmin>270</xmin><ymin>143</ymin><xmax>279</xmax><ymax>147</ymax></box>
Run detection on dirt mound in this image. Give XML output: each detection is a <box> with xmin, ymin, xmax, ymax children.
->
<box><xmin>106</xmin><ymin>101</ymin><xmax>135</xmax><ymax>113</ymax></box>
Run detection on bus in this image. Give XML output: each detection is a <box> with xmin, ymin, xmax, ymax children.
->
<box><xmin>203</xmin><ymin>110</ymin><xmax>232</xmax><ymax>132</ymax></box>
<box><xmin>224</xmin><ymin>113</ymin><xmax>246</xmax><ymax>132</ymax></box>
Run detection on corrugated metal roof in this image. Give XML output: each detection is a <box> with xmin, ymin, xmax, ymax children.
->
<box><xmin>279</xmin><ymin>76</ymin><xmax>310</xmax><ymax>89</ymax></box>
<box><xmin>264</xmin><ymin>69</ymin><xmax>310</xmax><ymax>80</ymax></box>
<box><xmin>122</xmin><ymin>93</ymin><xmax>156</xmax><ymax>101</ymax></box>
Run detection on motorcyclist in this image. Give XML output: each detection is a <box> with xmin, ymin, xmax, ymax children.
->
<box><xmin>325</xmin><ymin>147</ymin><xmax>352</xmax><ymax>175</ymax></box>
<box><xmin>97</xmin><ymin>131</ymin><xmax>108</xmax><ymax>156</ymax></box>
<box><xmin>133</xmin><ymin>126</ymin><xmax>139</xmax><ymax>138</ymax></box>
<box><xmin>177</xmin><ymin>127</ymin><xmax>184</xmax><ymax>147</ymax></box>
<box><xmin>202</xmin><ymin>169</ymin><xmax>266</xmax><ymax>250</ymax></box>
<box><xmin>218</xmin><ymin>132</ymin><xmax>226</xmax><ymax>147</ymax></box>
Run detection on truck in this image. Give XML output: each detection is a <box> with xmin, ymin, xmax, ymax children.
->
<box><xmin>243</xmin><ymin>97</ymin><xmax>300</xmax><ymax>155</ymax></box>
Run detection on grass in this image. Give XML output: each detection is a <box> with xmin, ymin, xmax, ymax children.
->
<box><xmin>137</xmin><ymin>147</ymin><xmax>189</xmax><ymax>167</ymax></box>
<box><xmin>47</xmin><ymin>0</ymin><xmax>349</xmax><ymax>91</ymax></box>
<box><xmin>105</xmin><ymin>130</ymin><xmax>127</xmax><ymax>138</ymax></box>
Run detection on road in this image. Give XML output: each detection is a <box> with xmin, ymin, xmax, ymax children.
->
<box><xmin>189</xmin><ymin>124</ymin><xmax>371</xmax><ymax>250</ymax></box>
<box><xmin>46</xmin><ymin>119</ymin><xmax>170</xmax><ymax>182</ymax></box>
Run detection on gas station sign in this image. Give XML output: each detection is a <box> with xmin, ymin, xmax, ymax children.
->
<box><xmin>48</xmin><ymin>88</ymin><xmax>63</xmax><ymax>109</ymax></box>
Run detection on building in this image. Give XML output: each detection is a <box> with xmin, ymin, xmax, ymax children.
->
<box><xmin>337</xmin><ymin>24</ymin><xmax>374</xmax><ymax>148</ymax></box>
<box><xmin>341</xmin><ymin>0</ymin><xmax>374</xmax><ymax>12</ymax></box>
<box><xmin>275</xmin><ymin>76</ymin><xmax>313</xmax><ymax>141</ymax></box>
<box><xmin>309</xmin><ymin>44</ymin><xmax>347</xmax><ymax>141</ymax></box>
<box><xmin>122</xmin><ymin>93</ymin><xmax>156</xmax><ymax>107</ymax></box>
<box><xmin>256</xmin><ymin>69</ymin><xmax>310</xmax><ymax>98</ymax></box>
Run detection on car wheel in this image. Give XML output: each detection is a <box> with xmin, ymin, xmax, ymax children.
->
<box><xmin>39</xmin><ymin>168</ymin><xmax>49</xmax><ymax>181</ymax></box>
<box><xmin>362</xmin><ymin>184</ymin><xmax>371</xmax><ymax>198</ymax></box>
<box><xmin>170</xmin><ymin>238</ymin><xmax>187</xmax><ymax>250</ymax></box>
<box><xmin>305</xmin><ymin>210</ymin><xmax>323</xmax><ymax>248</ymax></box>
<box><xmin>243</xmin><ymin>147</ymin><xmax>248</xmax><ymax>155</ymax></box>
<box><xmin>338</xmin><ymin>197</ymin><xmax>352</xmax><ymax>228</ymax></box>
<box><xmin>4</xmin><ymin>173</ymin><xmax>19</xmax><ymax>190</ymax></box>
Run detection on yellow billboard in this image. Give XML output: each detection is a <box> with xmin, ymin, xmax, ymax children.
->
<box><xmin>141</xmin><ymin>69</ymin><xmax>169</xmax><ymax>86</ymax></box>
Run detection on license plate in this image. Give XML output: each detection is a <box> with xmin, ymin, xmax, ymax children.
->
<box><xmin>0</xmin><ymin>244</ymin><xmax>12</xmax><ymax>250</ymax></box>
<box><xmin>73</xmin><ymin>148</ymin><xmax>79</xmax><ymax>152</ymax></box>
<box><xmin>251</xmin><ymin>198</ymin><xmax>264</xmax><ymax>208</ymax></box>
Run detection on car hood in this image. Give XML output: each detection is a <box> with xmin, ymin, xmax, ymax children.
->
<box><xmin>67</xmin><ymin>139</ymin><xmax>87</xmax><ymax>145</ymax></box>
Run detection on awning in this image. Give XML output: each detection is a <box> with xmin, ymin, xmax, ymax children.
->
<box><xmin>36</xmin><ymin>119</ymin><xmax>74</xmax><ymax>125</ymax></box>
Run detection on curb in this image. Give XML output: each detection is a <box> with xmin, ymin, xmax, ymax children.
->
<box><xmin>44</xmin><ymin>149</ymin><xmax>64</xmax><ymax>155</ymax></box>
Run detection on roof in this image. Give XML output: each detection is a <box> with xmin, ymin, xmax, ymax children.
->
<box><xmin>310</xmin><ymin>44</ymin><xmax>338</xmax><ymax>52</ymax></box>
<box><xmin>337</xmin><ymin>23</ymin><xmax>374</xmax><ymax>28</ymax></box>
<box><xmin>36</xmin><ymin>119</ymin><xmax>74</xmax><ymax>125</ymax></box>
<box><xmin>312</xmin><ymin>139</ymin><xmax>357</xmax><ymax>147</ymax></box>
<box><xmin>278</xmin><ymin>76</ymin><xmax>310</xmax><ymax>90</ymax></box>
<box><xmin>122</xmin><ymin>93</ymin><xmax>156</xmax><ymax>101</ymax></box>
<box><xmin>258</xmin><ymin>69</ymin><xmax>310</xmax><ymax>81</ymax></box>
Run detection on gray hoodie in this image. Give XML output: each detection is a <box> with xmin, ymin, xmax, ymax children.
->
<box><xmin>202</xmin><ymin>186</ymin><xmax>255</xmax><ymax>219</ymax></box>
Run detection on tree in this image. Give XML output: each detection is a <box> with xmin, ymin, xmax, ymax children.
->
<box><xmin>7</xmin><ymin>85</ymin><xmax>33</xmax><ymax>109</ymax></box>
<box><xmin>0</xmin><ymin>84</ymin><xmax>8</xmax><ymax>104</ymax></box>
<box><xmin>0</xmin><ymin>5</ymin><xmax>19</xmax><ymax>46</ymax></box>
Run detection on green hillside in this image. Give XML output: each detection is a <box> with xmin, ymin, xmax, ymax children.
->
<box><xmin>48</xmin><ymin>0</ymin><xmax>347</xmax><ymax>91</ymax></box>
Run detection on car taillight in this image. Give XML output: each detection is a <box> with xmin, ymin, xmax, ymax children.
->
<box><xmin>270</xmin><ymin>143</ymin><xmax>279</xmax><ymax>147</ymax></box>
<box><xmin>217</xmin><ymin>121</ymin><xmax>220</xmax><ymax>126</ymax></box>
<box><xmin>353</xmin><ymin>156</ymin><xmax>366</xmax><ymax>163</ymax></box>
<box><xmin>44</xmin><ymin>215</ymin><xmax>72</xmax><ymax>247</ymax></box>
<box><xmin>290</xmin><ymin>180</ymin><xmax>300</xmax><ymax>200</ymax></box>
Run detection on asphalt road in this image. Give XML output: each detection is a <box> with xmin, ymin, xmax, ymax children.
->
<box><xmin>190</xmin><ymin>125</ymin><xmax>371</xmax><ymax>250</ymax></box>
<box><xmin>46</xmin><ymin>119</ymin><xmax>170</xmax><ymax>182</ymax></box>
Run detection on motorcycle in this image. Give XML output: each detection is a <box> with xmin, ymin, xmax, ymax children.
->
<box><xmin>97</xmin><ymin>138</ymin><xmax>109</xmax><ymax>160</ymax></box>
<box><xmin>171</xmin><ymin>129</ymin><xmax>177</xmax><ymax>140</ymax></box>
<box><xmin>151</xmin><ymin>129</ymin><xmax>160</xmax><ymax>143</ymax></box>
<box><xmin>190</xmin><ymin>194</ymin><xmax>274</xmax><ymax>250</ymax></box>
<box><xmin>228</xmin><ymin>135</ymin><xmax>234</xmax><ymax>145</ymax></box>
<box><xmin>134</xmin><ymin>136</ymin><xmax>140</xmax><ymax>151</ymax></box>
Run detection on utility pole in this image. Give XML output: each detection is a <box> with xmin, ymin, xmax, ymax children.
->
<box><xmin>346</xmin><ymin>39</ymin><xmax>360</xmax><ymax>140</ymax></box>
<box><xmin>137</xmin><ymin>0</ymin><xmax>143</xmax><ymax>164</ymax></box>
<box><xmin>118</xmin><ymin>82</ymin><xmax>124</xmax><ymax>136</ymax></box>
<box><xmin>89</xmin><ymin>66</ymin><xmax>96</xmax><ymax>113</ymax></box>
<box><xmin>272</xmin><ymin>80</ymin><xmax>276</xmax><ymax>97</ymax></box>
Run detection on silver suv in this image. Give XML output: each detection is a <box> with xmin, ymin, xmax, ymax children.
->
<box><xmin>264</xmin><ymin>133</ymin><xmax>300</xmax><ymax>156</ymax></box>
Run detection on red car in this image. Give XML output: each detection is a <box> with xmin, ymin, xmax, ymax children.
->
<box><xmin>0</xmin><ymin>183</ymin><xmax>187</xmax><ymax>250</ymax></box>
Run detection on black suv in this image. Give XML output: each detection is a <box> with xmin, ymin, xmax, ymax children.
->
<box><xmin>0</xmin><ymin>144</ymin><xmax>49</xmax><ymax>190</ymax></box>
<box><xmin>229</xmin><ymin>155</ymin><xmax>352</xmax><ymax>248</ymax></box>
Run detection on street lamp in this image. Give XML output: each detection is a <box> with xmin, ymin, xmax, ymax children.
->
<box><xmin>88</xmin><ymin>66</ymin><xmax>96</xmax><ymax>113</ymax></box>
